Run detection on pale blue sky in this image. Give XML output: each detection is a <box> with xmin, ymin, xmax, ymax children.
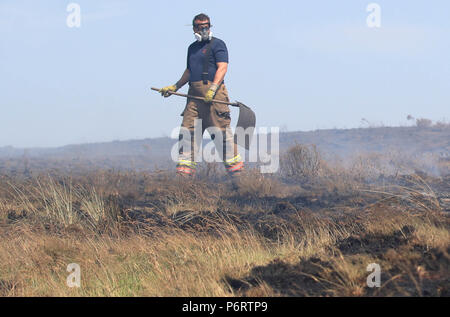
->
<box><xmin>1</xmin><ymin>0</ymin><xmax>449</xmax><ymax>148</ymax></box>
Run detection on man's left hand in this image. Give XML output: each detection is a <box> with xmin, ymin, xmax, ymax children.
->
<box><xmin>204</xmin><ymin>83</ymin><xmax>219</xmax><ymax>103</ymax></box>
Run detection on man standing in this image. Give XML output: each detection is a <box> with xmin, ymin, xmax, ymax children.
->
<box><xmin>160</xmin><ymin>13</ymin><xmax>244</xmax><ymax>177</ymax></box>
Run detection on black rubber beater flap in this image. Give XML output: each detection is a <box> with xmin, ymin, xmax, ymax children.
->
<box><xmin>233</xmin><ymin>102</ymin><xmax>256</xmax><ymax>150</ymax></box>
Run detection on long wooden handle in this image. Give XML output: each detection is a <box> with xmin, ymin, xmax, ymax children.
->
<box><xmin>151</xmin><ymin>87</ymin><xmax>238</xmax><ymax>106</ymax></box>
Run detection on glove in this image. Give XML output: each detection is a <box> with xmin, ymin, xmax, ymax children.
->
<box><xmin>159</xmin><ymin>84</ymin><xmax>178</xmax><ymax>97</ymax></box>
<box><xmin>204</xmin><ymin>83</ymin><xmax>219</xmax><ymax>103</ymax></box>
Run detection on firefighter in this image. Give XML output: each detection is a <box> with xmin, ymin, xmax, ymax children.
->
<box><xmin>160</xmin><ymin>13</ymin><xmax>244</xmax><ymax>177</ymax></box>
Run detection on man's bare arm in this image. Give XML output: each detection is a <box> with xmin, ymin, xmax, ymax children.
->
<box><xmin>176</xmin><ymin>68</ymin><xmax>190</xmax><ymax>89</ymax></box>
<box><xmin>212</xmin><ymin>62</ymin><xmax>228</xmax><ymax>86</ymax></box>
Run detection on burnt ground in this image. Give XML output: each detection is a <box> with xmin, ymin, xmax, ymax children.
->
<box><xmin>1</xmin><ymin>168</ymin><xmax>449</xmax><ymax>297</ymax></box>
<box><xmin>94</xmin><ymin>172</ymin><xmax>449</xmax><ymax>296</ymax></box>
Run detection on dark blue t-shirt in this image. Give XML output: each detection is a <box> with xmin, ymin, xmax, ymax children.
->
<box><xmin>187</xmin><ymin>37</ymin><xmax>228</xmax><ymax>83</ymax></box>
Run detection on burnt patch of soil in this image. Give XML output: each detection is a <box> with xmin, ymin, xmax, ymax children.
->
<box><xmin>225</xmin><ymin>258</ymin><xmax>337</xmax><ymax>296</ymax></box>
<box><xmin>376</xmin><ymin>245</ymin><xmax>450</xmax><ymax>296</ymax></box>
<box><xmin>337</xmin><ymin>225</ymin><xmax>415</xmax><ymax>256</ymax></box>
<box><xmin>226</xmin><ymin>244</ymin><xmax>450</xmax><ymax>297</ymax></box>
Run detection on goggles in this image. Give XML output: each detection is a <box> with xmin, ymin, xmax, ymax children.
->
<box><xmin>193</xmin><ymin>22</ymin><xmax>211</xmax><ymax>30</ymax></box>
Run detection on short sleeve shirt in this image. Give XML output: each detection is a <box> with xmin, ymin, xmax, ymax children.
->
<box><xmin>187</xmin><ymin>37</ymin><xmax>228</xmax><ymax>83</ymax></box>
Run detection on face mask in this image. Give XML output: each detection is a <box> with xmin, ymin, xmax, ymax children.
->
<box><xmin>194</xmin><ymin>27</ymin><xmax>212</xmax><ymax>42</ymax></box>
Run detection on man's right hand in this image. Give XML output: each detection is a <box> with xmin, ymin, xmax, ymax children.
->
<box><xmin>159</xmin><ymin>84</ymin><xmax>178</xmax><ymax>97</ymax></box>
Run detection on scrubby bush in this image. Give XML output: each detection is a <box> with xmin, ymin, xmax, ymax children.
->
<box><xmin>416</xmin><ymin>118</ymin><xmax>433</xmax><ymax>128</ymax></box>
<box><xmin>280</xmin><ymin>144</ymin><xmax>321</xmax><ymax>182</ymax></box>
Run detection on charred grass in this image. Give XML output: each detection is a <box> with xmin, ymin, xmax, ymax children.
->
<box><xmin>0</xmin><ymin>148</ymin><xmax>449</xmax><ymax>297</ymax></box>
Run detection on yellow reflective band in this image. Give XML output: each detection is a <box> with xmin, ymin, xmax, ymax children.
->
<box><xmin>224</xmin><ymin>154</ymin><xmax>242</xmax><ymax>166</ymax></box>
<box><xmin>177</xmin><ymin>160</ymin><xmax>197</xmax><ymax>167</ymax></box>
